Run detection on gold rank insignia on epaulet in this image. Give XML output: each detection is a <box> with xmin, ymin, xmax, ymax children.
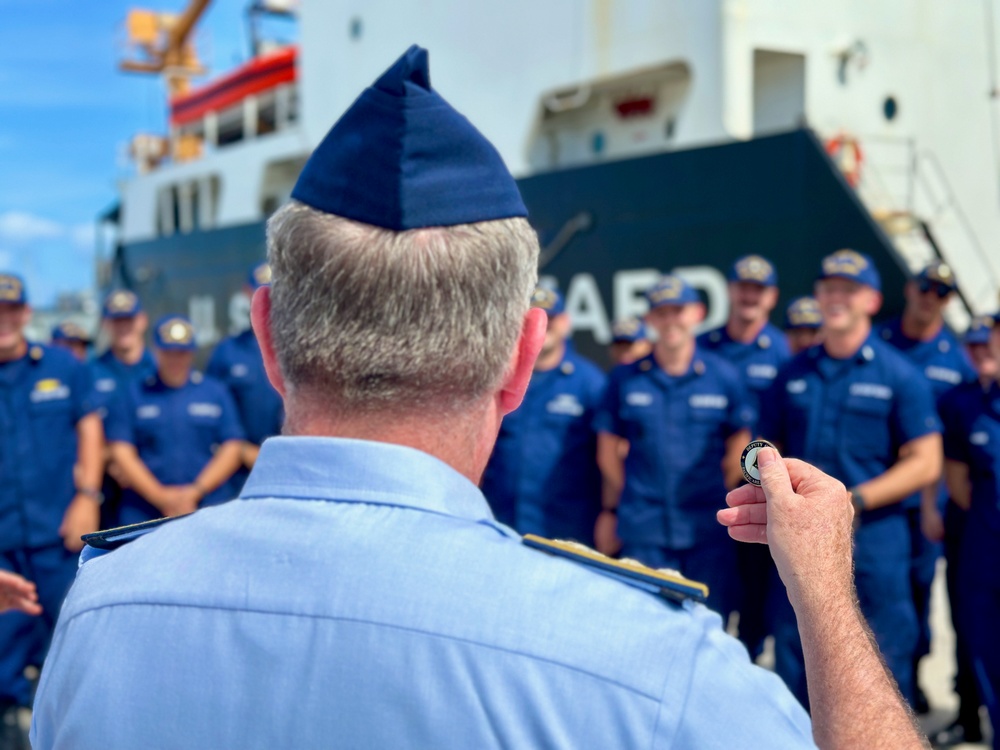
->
<box><xmin>522</xmin><ymin>534</ymin><xmax>709</xmax><ymax>604</ymax></box>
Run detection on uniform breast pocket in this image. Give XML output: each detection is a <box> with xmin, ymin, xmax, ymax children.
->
<box><xmin>27</xmin><ymin>397</ymin><xmax>74</xmax><ymax>455</ymax></box>
<box><xmin>620</xmin><ymin>404</ymin><xmax>659</xmax><ymax>445</ymax></box>
<box><xmin>840</xmin><ymin>396</ymin><xmax>892</xmax><ymax>454</ymax></box>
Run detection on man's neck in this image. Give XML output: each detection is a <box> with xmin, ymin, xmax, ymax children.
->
<box><xmin>284</xmin><ymin>396</ymin><xmax>499</xmax><ymax>486</ymax></box>
<box><xmin>823</xmin><ymin>320</ymin><xmax>871</xmax><ymax>359</ymax></box>
<box><xmin>726</xmin><ymin>316</ymin><xmax>767</xmax><ymax>344</ymax></box>
<box><xmin>0</xmin><ymin>337</ymin><xmax>27</xmax><ymax>363</ymax></box>
<box><xmin>534</xmin><ymin>341</ymin><xmax>565</xmax><ymax>372</ymax></box>
<box><xmin>654</xmin><ymin>338</ymin><xmax>695</xmax><ymax>376</ymax></box>
<box><xmin>900</xmin><ymin>311</ymin><xmax>943</xmax><ymax>342</ymax></box>
<box><xmin>112</xmin><ymin>344</ymin><xmax>145</xmax><ymax>366</ymax></box>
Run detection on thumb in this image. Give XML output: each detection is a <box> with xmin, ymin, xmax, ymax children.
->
<box><xmin>757</xmin><ymin>447</ymin><xmax>792</xmax><ymax>503</ymax></box>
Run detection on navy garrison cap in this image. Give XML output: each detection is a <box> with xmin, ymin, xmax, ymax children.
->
<box><xmin>291</xmin><ymin>45</ymin><xmax>527</xmax><ymax>230</ymax></box>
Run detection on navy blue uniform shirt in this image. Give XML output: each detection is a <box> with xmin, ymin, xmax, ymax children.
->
<box><xmin>206</xmin><ymin>329</ymin><xmax>283</xmax><ymax>446</ymax></box>
<box><xmin>697</xmin><ymin>322</ymin><xmax>791</xmax><ymax>415</ymax></box>
<box><xmin>940</xmin><ymin>380</ymin><xmax>1000</xmax><ymax>531</ymax></box>
<box><xmin>104</xmin><ymin>371</ymin><xmax>244</xmax><ymax>525</ymax></box>
<box><xmin>594</xmin><ymin>349</ymin><xmax>754</xmax><ymax>549</ymax></box>
<box><xmin>90</xmin><ymin>348</ymin><xmax>157</xmax><ymax>413</ymax></box>
<box><xmin>759</xmin><ymin>333</ymin><xmax>941</xmax><ymax>519</ymax></box>
<box><xmin>0</xmin><ymin>344</ymin><xmax>96</xmax><ymax>551</ymax></box>
<box><xmin>481</xmin><ymin>346</ymin><xmax>605</xmax><ymax>542</ymax></box>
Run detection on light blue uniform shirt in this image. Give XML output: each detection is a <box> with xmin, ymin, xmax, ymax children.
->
<box><xmin>32</xmin><ymin>437</ymin><xmax>814</xmax><ymax>749</ymax></box>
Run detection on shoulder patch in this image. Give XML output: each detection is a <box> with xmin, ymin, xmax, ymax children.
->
<box><xmin>522</xmin><ymin>534</ymin><xmax>708</xmax><ymax>604</ymax></box>
<box><xmin>81</xmin><ymin>514</ymin><xmax>188</xmax><ymax>553</ymax></box>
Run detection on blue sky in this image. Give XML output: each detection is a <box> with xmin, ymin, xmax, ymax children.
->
<box><xmin>0</xmin><ymin>0</ymin><xmax>291</xmax><ymax>306</ymax></box>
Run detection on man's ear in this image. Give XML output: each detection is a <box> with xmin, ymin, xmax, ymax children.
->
<box><xmin>498</xmin><ymin>307</ymin><xmax>546</xmax><ymax>416</ymax></box>
<box><xmin>251</xmin><ymin>286</ymin><xmax>287</xmax><ymax>398</ymax></box>
<box><xmin>866</xmin><ymin>290</ymin><xmax>884</xmax><ymax>317</ymax></box>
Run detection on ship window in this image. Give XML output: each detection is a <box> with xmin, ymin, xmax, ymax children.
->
<box><xmin>350</xmin><ymin>17</ymin><xmax>362</xmax><ymax>40</ymax></box>
<box><xmin>883</xmin><ymin>96</ymin><xmax>898</xmax><ymax>121</ymax></box>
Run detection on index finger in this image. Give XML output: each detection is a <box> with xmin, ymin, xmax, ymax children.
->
<box><xmin>725</xmin><ymin>482</ymin><xmax>766</xmax><ymax>507</ymax></box>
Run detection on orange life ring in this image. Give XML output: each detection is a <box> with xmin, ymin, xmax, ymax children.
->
<box><xmin>825</xmin><ymin>134</ymin><xmax>864</xmax><ymax>187</ymax></box>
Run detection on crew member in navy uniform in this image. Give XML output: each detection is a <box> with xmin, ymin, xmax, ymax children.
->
<box><xmin>0</xmin><ymin>273</ymin><xmax>102</xmax><ymax>748</ymax></box>
<box><xmin>104</xmin><ymin>315</ymin><xmax>244</xmax><ymax>526</ymax></box>
<box><xmin>480</xmin><ymin>286</ymin><xmax>605</xmax><ymax>544</ymax></box>
<box><xmin>49</xmin><ymin>322</ymin><xmax>92</xmax><ymax>362</ymax></box>
<box><xmin>759</xmin><ymin>249</ymin><xmax>943</xmax><ymax>709</ymax></box>
<box><xmin>608</xmin><ymin>316</ymin><xmax>652</xmax><ymax>365</ymax></box>
<box><xmin>595</xmin><ymin>275</ymin><xmax>753</xmax><ymax>616</ymax></box>
<box><xmin>90</xmin><ymin>290</ymin><xmax>157</xmax><ymax>529</ymax></box>
<box><xmin>90</xmin><ymin>290</ymin><xmax>156</xmax><ymax>406</ymax></box>
<box><xmin>932</xmin><ymin>314</ymin><xmax>994</xmax><ymax>746</ymax></box>
<box><xmin>698</xmin><ymin>255</ymin><xmax>791</xmax><ymax>655</ymax></box>
<box><xmin>206</xmin><ymin>263</ymin><xmax>284</xmax><ymax>496</ymax></box>
<box><xmin>783</xmin><ymin>296</ymin><xmax>823</xmax><ymax>355</ymax></box>
<box><xmin>876</xmin><ymin>259</ymin><xmax>976</xmax><ymax>715</ymax></box>
<box><xmin>32</xmin><ymin>46</ymin><xmax>928</xmax><ymax>750</ymax></box>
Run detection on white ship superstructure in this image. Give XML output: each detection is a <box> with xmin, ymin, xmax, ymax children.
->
<box><xmin>113</xmin><ymin>0</ymin><xmax>1000</xmax><ymax>340</ymax></box>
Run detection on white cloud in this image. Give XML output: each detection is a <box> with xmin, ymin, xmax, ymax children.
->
<box><xmin>0</xmin><ymin>211</ymin><xmax>63</xmax><ymax>242</ymax></box>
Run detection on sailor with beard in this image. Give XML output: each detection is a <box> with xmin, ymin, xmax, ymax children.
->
<box><xmin>595</xmin><ymin>274</ymin><xmax>753</xmax><ymax>616</ymax></box>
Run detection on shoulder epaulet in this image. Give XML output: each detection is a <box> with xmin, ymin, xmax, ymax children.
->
<box><xmin>81</xmin><ymin>514</ymin><xmax>188</xmax><ymax>553</ymax></box>
<box><xmin>522</xmin><ymin>534</ymin><xmax>708</xmax><ymax>604</ymax></box>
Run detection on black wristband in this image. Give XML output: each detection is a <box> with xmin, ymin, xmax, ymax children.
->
<box><xmin>602</xmin><ymin>507</ymin><xmax>618</xmax><ymax>515</ymax></box>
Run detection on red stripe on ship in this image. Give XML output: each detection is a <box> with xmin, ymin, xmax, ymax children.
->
<box><xmin>170</xmin><ymin>46</ymin><xmax>297</xmax><ymax>127</ymax></box>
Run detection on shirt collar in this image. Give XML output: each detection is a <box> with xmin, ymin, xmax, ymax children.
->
<box><xmin>240</xmin><ymin>436</ymin><xmax>509</xmax><ymax>531</ymax></box>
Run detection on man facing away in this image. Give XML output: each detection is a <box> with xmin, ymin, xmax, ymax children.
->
<box><xmin>32</xmin><ymin>47</ymin><xmax>926</xmax><ymax>750</ymax></box>
<box><xmin>480</xmin><ymin>286</ymin><xmax>605</xmax><ymax>544</ymax></box>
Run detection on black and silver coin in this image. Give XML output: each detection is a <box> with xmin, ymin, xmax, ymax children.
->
<box><xmin>740</xmin><ymin>439</ymin><xmax>777</xmax><ymax>486</ymax></box>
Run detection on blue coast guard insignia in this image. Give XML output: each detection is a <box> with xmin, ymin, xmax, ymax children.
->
<box><xmin>522</xmin><ymin>535</ymin><xmax>708</xmax><ymax>603</ymax></box>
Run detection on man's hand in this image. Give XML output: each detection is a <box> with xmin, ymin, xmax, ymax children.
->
<box><xmin>594</xmin><ymin>510</ymin><xmax>622</xmax><ymax>556</ymax></box>
<box><xmin>921</xmin><ymin>504</ymin><xmax>945</xmax><ymax>544</ymax></box>
<box><xmin>717</xmin><ymin>447</ymin><xmax>855</xmax><ymax>613</ymax></box>
<box><xmin>59</xmin><ymin>494</ymin><xmax>101</xmax><ymax>552</ymax></box>
<box><xmin>0</xmin><ymin>570</ymin><xmax>42</xmax><ymax>616</ymax></box>
<box><xmin>158</xmin><ymin>486</ymin><xmax>201</xmax><ymax>517</ymax></box>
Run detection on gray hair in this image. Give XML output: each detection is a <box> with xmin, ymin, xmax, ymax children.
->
<box><xmin>266</xmin><ymin>201</ymin><xmax>539</xmax><ymax>413</ymax></box>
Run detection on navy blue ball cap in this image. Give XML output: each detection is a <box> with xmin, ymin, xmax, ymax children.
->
<box><xmin>153</xmin><ymin>315</ymin><xmax>197</xmax><ymax>351</ymax></box>
<box><xmin>0</xmin><ymin>273</ymin><xmax>27</xmax><ymax>305</ymax></box>
<box><xmin>915</xmin><ymin>260</ymin><xmax>957</xmax><ymax>291</ymax></box>
<box><xmin>103</xmin><ymin>290</ymin><xmax>142</xmax><ymax>319</ymax></box>
<box><xmin>291</xmin><ymin>45</ymin><xmax>528</xmax><ymax>231</ymax></box>
<box><xmin>645</xmin><ymin>275</ymin><xmax>700</xmax><ymax>308</ymax></box>
<box><xmin>248</xmin><ymin>262</ymin><xmax>272</xmax><ymax>291</ymax></box>
<box><xmin>784</xmin><ymin>296</ymin><xmax>822</xmax><ymax>329</ymax></box>
<box><xmin>51</xmin><ymin>321</ymin><xmax>92</xmax><ymax>344</ymax></box>
<box><xmin>729</xmin><ymin>255</ymin><xmax>777</xmax><ymax>287</ymax></box>
<box><xmin>611</xmin><ymin>316</ymin><xmax>649</xmax><ymax>343</ymax></box>
<box><xmin>964</xmin><ymin>314</ymin><xmax>994</xmax><ymax>345</ymax></box>
<box><xmin>530</xmin><ymin>286</ymin><xmax>565</xmax><ymax>316</ymax></box>
<box><xmin>818</xmin><ymin>249</ymin><xmax>881</xmax><ymax>291</ymax></box>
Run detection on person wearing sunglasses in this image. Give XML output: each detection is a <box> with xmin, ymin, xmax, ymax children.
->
<box><xmin>876</xmin><ymin>260</ymin><xmax>977</xmax><ymax>718</ymax></box>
